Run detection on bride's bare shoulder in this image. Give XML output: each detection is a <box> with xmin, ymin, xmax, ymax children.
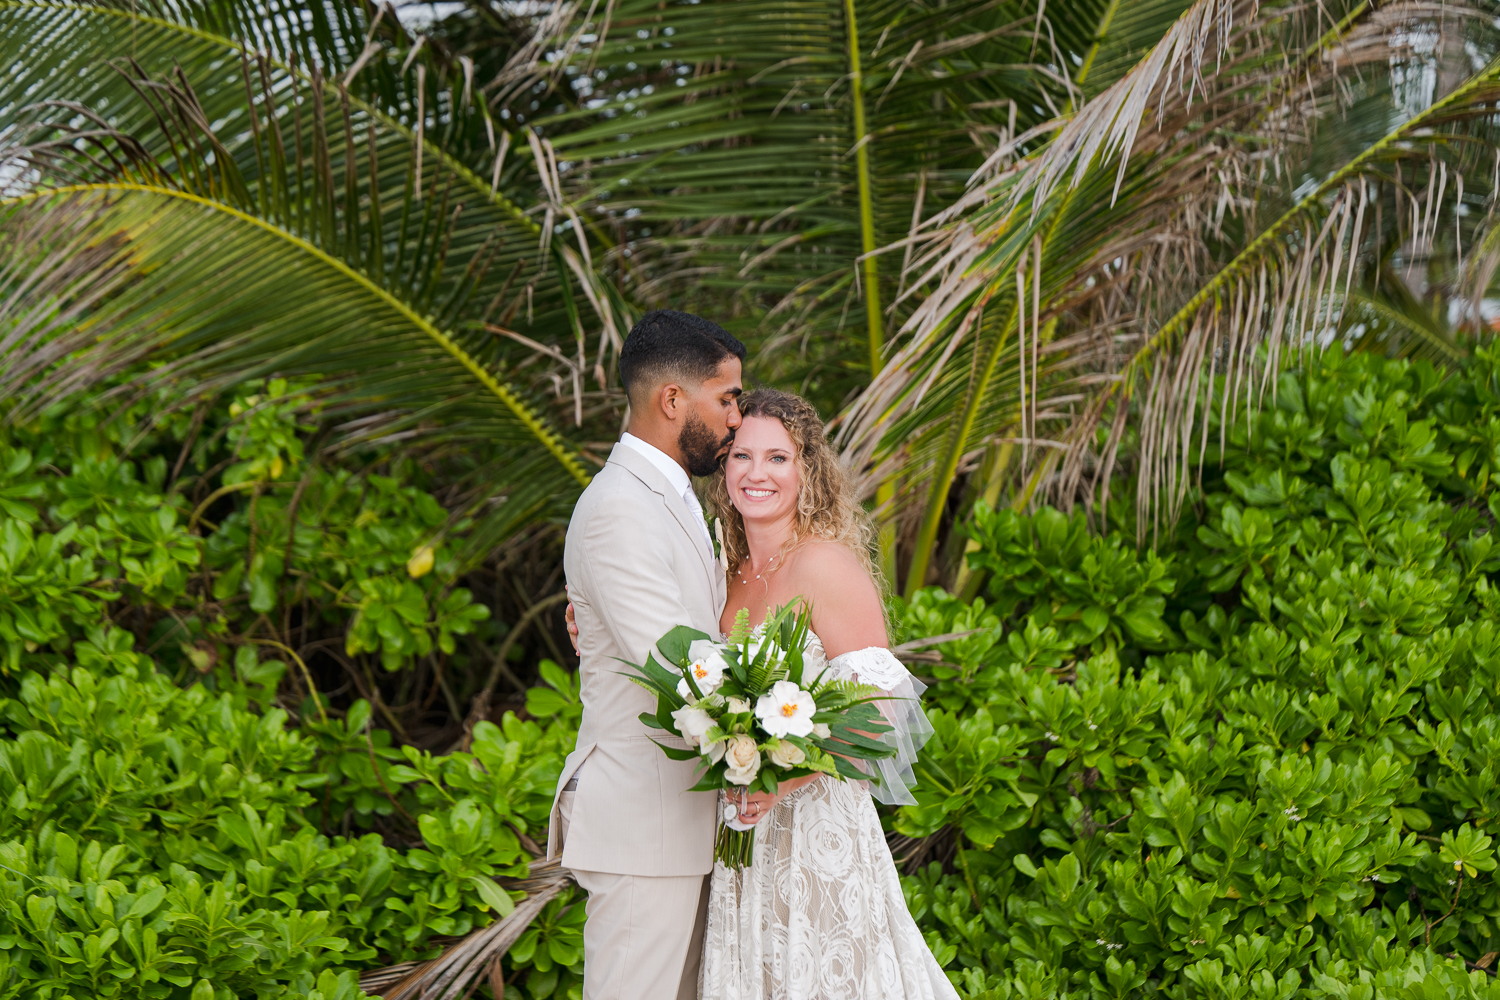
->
<box><xmin>789</xmin><ymin>540</ymin><xmax>877</xmax><ymax>600</ymax></box>
<box><xmin>794</xmin><ymin>537</ymin><xmax>863</xmax><ymax>570</ymax></box>
<box><xmin>789</xmin><ymin>539</ymin><xmax>886</xmax><ymax>651</ymax></box>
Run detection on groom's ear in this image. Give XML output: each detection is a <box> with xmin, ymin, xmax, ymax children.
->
<box><xmin>658</xmin><ymin>381</ymin><xmax>688</xmax><ymax>421</ymax></box>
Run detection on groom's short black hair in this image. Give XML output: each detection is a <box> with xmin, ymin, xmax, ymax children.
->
<box><xmin>619</xmin><ymin>310</ymin><xmax>746</xmax><ymax>406</ymax></box>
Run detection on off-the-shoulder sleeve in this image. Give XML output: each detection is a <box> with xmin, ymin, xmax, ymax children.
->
<box><xmin>826</xmin><ymin>647</ymin><xmax>935</xmax><ymax>807</ymax></box>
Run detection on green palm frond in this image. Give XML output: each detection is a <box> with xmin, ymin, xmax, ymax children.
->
<box><xmin>840</xmin><ymin>0</ymin><xmax>1500</xmax><ymax>588</ymax></box>
<box><xmin>2</xmin><ymin>0</ymin><xmax>634</xmax><ymax>405</ymax></box>
<box><xmin>495</xmin><ymin>0</ymin><xmax>1108</xmax><ymax>407</ymax></box>
<box><xmin>435</xmin><ymin>0</ymin><xmax>1209</xmax><ymax>579</ymax></box>
<box><xmin>0</xmin><ymin>41</ymin><xmax>596</xmax><ymax>557</ymax></box>
<box><xmin>809</xmin><ymin>677</ymin><xmax>885</xmax><ymax>706</ymax></box>
<box><xmin>744</xmin><ymin>654</ymin><xmax>788</xmax><ymax>695</ymax></box>
<box><xmin>1345</xmin><ymin>284</ymin><xmax>1467</xmax><ymax>363</ymax></box>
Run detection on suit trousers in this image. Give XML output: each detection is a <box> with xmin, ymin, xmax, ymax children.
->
<box><xmin>557</xmin><ymin>790</ymin><xmax>710</xmax><ymax>1000</ymax></box>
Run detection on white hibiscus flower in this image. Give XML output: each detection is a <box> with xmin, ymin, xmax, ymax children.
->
<box><xmin>670</xmin><ymin>704</ymin><xmax>715</xmax><ymax>748</ymax></box>
<box><xmin>677</xmin><ymin>640</ymin><xmax>729</xmax><ymax>699</ymax></box>
<box><xmin>756</xmin><ymin>680</ymin><xmax>817</xmax><ymax>739</ymax></box>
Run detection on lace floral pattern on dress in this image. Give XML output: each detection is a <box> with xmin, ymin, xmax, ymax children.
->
<box><xmin>700</xmin><ymin>635</ymin><xmax>958</xmax><ymax>1000</ymax></box>
<box><xmin>825</xmin><ymin>646</ymin><xmax>909</xmax><ymax>689</ymax></box>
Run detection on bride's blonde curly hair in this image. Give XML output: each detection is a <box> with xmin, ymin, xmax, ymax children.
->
<box><xmin>705</xmin><ymin>388</ymin><xmax>879</xmax><ymax>588</ymax></box>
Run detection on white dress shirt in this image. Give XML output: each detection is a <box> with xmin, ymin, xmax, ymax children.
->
<box><xmin>619</xmin><ymin>433</ymin><xmax>714</xmax><ymax>551</ymax></box>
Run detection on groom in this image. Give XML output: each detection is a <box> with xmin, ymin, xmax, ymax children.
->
<box><xmin>549</xmin><ymin>310</ymin><xmax>745</xmax><ymax>999</ymax></box>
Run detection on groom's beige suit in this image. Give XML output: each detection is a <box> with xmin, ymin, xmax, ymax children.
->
<box><xmin>550</xmin><ymin>438</ymin><xmax>724</xmax><ymax>1000</ymax></box>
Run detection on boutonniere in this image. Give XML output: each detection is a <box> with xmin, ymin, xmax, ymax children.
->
<box><xmin>713</xmin><ymin>517</ymin><xmax>726</xmax><ymax>564</ymax></box>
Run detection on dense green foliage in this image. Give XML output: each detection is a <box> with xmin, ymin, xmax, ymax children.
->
<box><xmin>0</xmin><ymin>388</ymin><xmax>586</xmax><ymax>999</ymax></box>
<box><xmin>12</xmin><ymin>0</ymin><xmax>1500</xmax><ymax>993</ymax></box>
<box><xmin>17</xmin><ymin>347</ymin><xmax>1500</xmax><ymax>1000</ymax></box>
<box><xmin>891</xmin><ymin>348</ymin><xmax>1500</xmax><ymax>997</ymax></box>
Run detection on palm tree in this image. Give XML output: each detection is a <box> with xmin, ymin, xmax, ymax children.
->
<box><xmin>437</xmin><ymin>0</ymin><xmax>1211</xmax><ymax>580</ymax></box>
<box><xmin>836</xmin><ymin>0</ymin><xmax>1500</xmax><ymax>593</ymax></box>
<box><xmin>0</xmin><ymin>0</ymin><xmax>1201</xmax><ymax>586</ymax></box>
<box><xmin>0</xmin><ymin>0</ymin><xmax>616</xmax><ymax>559</ymax></box>
<box><xmin>8</xmin><ymin>0</ymin><xmax>1498</xmax><ymax>593</ymax></box>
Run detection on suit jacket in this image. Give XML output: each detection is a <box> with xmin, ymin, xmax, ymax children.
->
<box><xmin>547</xmin><ymin>443</ymin><xmax>726</xmax><ymax>876</ymax></box>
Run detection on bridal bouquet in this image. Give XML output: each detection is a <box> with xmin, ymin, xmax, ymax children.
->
<box><xmin>625</xmin><ymin>604</ymin><xmax>896</xmax><ymax>868</ymax></box>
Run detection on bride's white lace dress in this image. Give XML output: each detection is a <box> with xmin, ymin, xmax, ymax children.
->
<box><xmin>699</xmin><ymin>634</ymin><xmax>960</xmax><ymax>1000</ymax></box>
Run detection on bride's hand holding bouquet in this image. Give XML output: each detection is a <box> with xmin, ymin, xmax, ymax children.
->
<box><xmin>624</xmin><ymin>603</ymin><xmax>897</xmax><ymax>868</ymax></box>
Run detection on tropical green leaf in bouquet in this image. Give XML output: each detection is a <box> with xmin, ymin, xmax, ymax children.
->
<box><xmin>823</xmin><ymin>727</ymin><xmax>897</xmax><ymax>757</ymax></box>
<box><xmin>657</xmin><ymin>625</ymin><xmax>713</xmax><ymax>668</ymax></box>
<box><xmin>655</xmin><ymin>693</ymin><xmax>679</xmax><ymax>730</ymax></box>
<box><xmin>830</xmin><ymin>756</ymin><xmax>878</xmax><ymax>784</ymax></box>
<box><xmin>620</xmin><ymin>651</ymin><xmax>687</xmax><ymax>702</ymax></box>
<box><xmin>649</xmin><ymin>739</ymin><xmax>701</xmax><ymax>762</ymax></box>
<box><xmin>726</xmin><ymin>607</ymin><xmax>754</xmax><ymax>645</ymax></box>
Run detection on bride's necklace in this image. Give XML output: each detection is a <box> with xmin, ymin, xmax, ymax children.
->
<box><xmin>739</xmin><ymin>553</ymin><xmax>781</xmax><ymax>585</ymax></box>
<box><xmin>738</xmin><ymin>539</ymin><xmax>797</xmax><ymax>585</ymax></box>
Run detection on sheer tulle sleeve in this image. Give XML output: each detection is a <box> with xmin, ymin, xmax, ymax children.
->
<box><xmin>826</xmin><ymin>647</ymin><xmax>934</xmax><ymax>806</ymax></box>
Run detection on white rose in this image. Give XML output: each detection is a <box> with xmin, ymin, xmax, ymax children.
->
<box><xmin>767</xmin><ymin>739</ymin><xmax>806</xmax><ymax>769</ymax></box>
<box><xmin>678</xmin><ymin>640</ymin><xmax>729</xmax><ymax>699</ymax></box>
<box><xmin>812</xmin><ymin>722</ymin><xmax>831</xmax><ymax>740</ymax></box>
<box><xmin>723</xmin><ymin>735</ymin><xmax>761</xmax><ymax>786</ymax></box>
<box><xmin>755</xmin><ymin>680</ymin><xmax>817</xmax><ymax>739</ymax></box>
<box><xmin>727</xmin><ymin>697</ymin><xmax>751</xmax><ymax>714</ymax></box>
<box><xmin>671</xmin><ymin>704</ymin><xmax>715</xmax><ymax>747</ymax></box>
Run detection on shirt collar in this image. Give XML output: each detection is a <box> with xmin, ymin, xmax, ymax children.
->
<box><xmin>619</xmin><ymin>432</ymin><xmax>692</xmax><ymax>498</ymax></box>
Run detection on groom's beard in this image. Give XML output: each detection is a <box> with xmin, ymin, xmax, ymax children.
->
<box><xmin>680</xmin><ymin>413</ymin><xmax>732</xmax><ymax>477</ymax></box>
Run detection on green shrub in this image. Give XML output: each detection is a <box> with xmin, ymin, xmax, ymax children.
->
<box><xmin>22</xmin><ymin>347</ymin><xmax>1500</xmax><ymax>1000</ymax></box>
<box><xmin>0</xmin><ymin>631</ymin><xmax>580</xmax><ymax>997</ymax></box>
<box><xmin>0</xmin><ymin>382</ymin><xmax>584</xmax><ymax>999</ymax></box>
<box><xmin>895</xmin><ymin>348</ymin><xmax>1500</xmax><ymax>997</ymax></box>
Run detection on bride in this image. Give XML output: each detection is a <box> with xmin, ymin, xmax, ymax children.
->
<box><xmin>699</xmin><ymin>388</ymin><xmax>959</xmax><ymax>1000</ymax></box>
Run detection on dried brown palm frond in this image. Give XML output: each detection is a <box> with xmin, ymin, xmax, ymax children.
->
<box><xmin>360</xmin><ymin>858</ymin><xmax>576</xmax><ymax>1000</ymax></box>
<box><xmin>837</xmin><ymin>0</ymin><xmax>1500</xmax><ymax>591</ymax></box>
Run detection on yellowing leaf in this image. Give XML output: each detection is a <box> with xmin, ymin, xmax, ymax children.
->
<box><xmin>468</xmin><ymin>876</ymin><xmax>516</xmax><ymax>917</ymax></box>
<box><xmin>407</xmin><ymin>546</ymin><xmax>435</xmax><ymax>579</ymax></box>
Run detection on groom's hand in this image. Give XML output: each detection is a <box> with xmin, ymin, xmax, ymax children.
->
<box><xmin>565</xmin><ymin>602</ymin><xmax>580</xmax><ymax>654</ymax></box>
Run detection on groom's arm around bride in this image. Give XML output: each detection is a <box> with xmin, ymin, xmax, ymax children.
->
<box><xmin>549</xmin><ymin>310</ymin><xmax>745</xmax><ymax>1000</ymax></box>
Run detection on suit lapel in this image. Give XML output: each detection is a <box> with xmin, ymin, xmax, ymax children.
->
<box><xmin>608</xmin><ymin>445</ymin><xmax>718</xmax><ymax>590</ymax></box>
